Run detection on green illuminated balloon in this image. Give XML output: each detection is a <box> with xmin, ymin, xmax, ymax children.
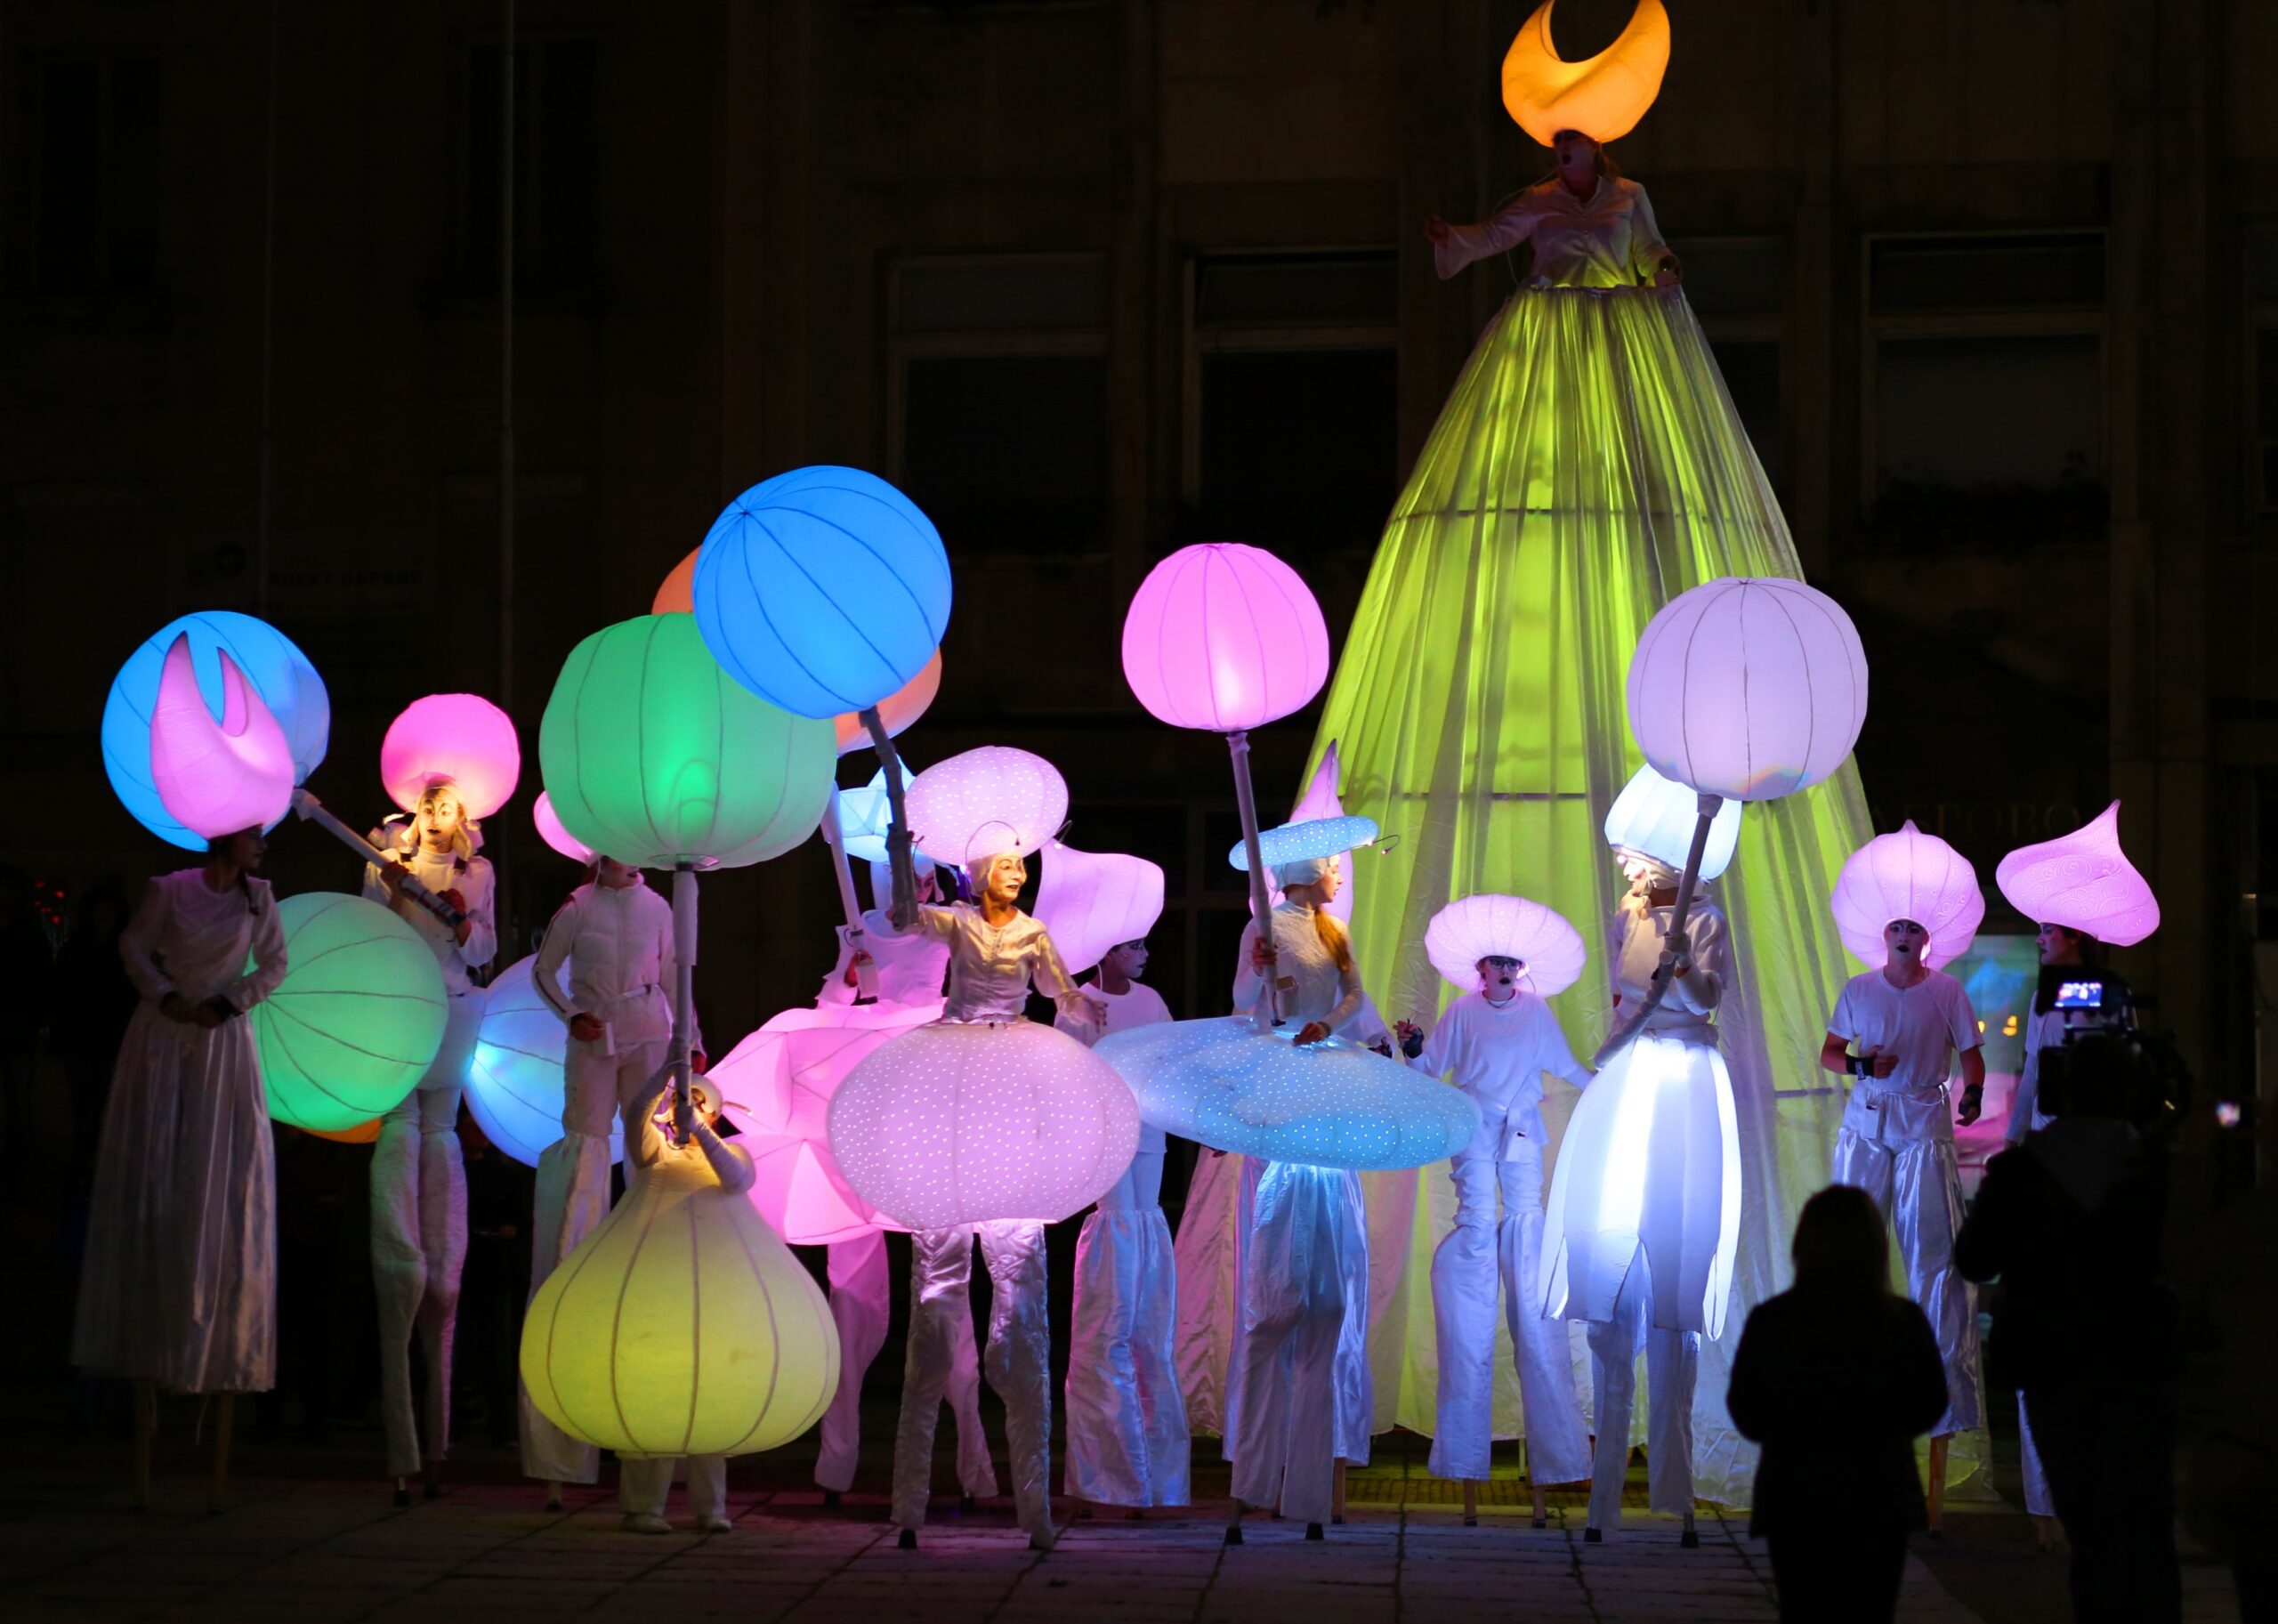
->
<box><xmin>540</xmin><ymin>614</ymin><xmax>836</xmax><ymax>869</ymax></box>
<box><xmin>252</xmin><ymin>893</ymin><xmax>449</xmax><ymax>1133</ymax></box>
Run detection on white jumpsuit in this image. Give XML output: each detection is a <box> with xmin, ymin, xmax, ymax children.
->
<box><xmin>520</xmin><ymin>874</ymin><xmax>693</xmax><ymax>1483</ymax></box>
<box><xmin>888</xmin><ymin>901</ymin><xmax>1094</xmax><ymax>1547</ymax></box>
<box><xmin>1224</xmin><ymin>901</ymin><xmax>1373</xmax><ymax>1526</ymax></box>
<box><xmin>1826</xmin><ymin>967</ymin><xmax>1987</xmax><ymax>1438</ymax></box>
<box><xmin>1060</xmin><ymin>980</ymin><xmax>1189</xmax><ymax>1507</ymax></box>
<box><xmin>363</xmin><ymin>837</ymin><xmax>496</xmax><ymax>1480</ymax></box>
<box><xmin>614</xmin><ymin>1090</ymin><xmax>756</xmax><ymax>1528</ymax></box>
<box><xmin>1543</xmin><ymin>897</ymin><xmax>1741</xmax><ymax>1531</ymax></box>
<box><xmin>812</xmin><ymin>917</ymin><xmax>990</xmax><ymax>1500</ymax></box>
<box><xmin>74</xmin><ymin>870</ymin><xmax>287</xmax><ymax>1393</ymax></box>
<box><xmin>1411</xmin><ymin>990</ymin><xmax>1595</xmax><ymax>1486</ymax></box>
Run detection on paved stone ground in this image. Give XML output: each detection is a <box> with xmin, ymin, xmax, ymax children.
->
<box><xmin>0</xmin><ymin>1421</ymin><xmax>2242</xmax><ymax>1621</ymax></box>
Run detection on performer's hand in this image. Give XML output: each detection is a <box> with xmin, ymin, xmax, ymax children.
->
<box><xmin>673</xmin><ymin>1095</ymin><xmax>698</xmax><ymax>1142</ymax></box>
<box><xmin>1653</xmin><ymin>257</ymin><xmax>1682</xmax><ymax>287</ymax></box>
<box><xmin>690</xmin><ymin>1049</ymin><xmax>708</xmax><ymax>1075</ymax></box>
<box><xmin>160</xmin><ymin>992</ymin><xmax>195</xmax><ymax>1024</ymax></box>
<box><xmin>194</xmin><ymin>1000</ymin><xmax>227</xmax><ymax>1030</ymax></box>
<box><xmin>378</xmin><ymin>860</ymin><xmax>408</xmax><ymax>900</ymax></box>
<box><xmin>1957</xmin><ymin>1083</ymin><xmax>1984</xmax><ymax>1127</ymax></box>
<box><xmin>1249</xmin><ymin>938</ymin><xmax>1278</xmax><ymax>973</ymax></box>
<box><xmin>1395</xmin><ymin>1020</ymin><xmax>1426</xmax><ymax>1059</ymax></box>
<box><xmin>570</xmin><ymin>1012</ymin><xmax>605</xmax><ymax>1043</ymax></box>
<box><xmin>844</xmin><ymin>950</ymin><xmax>872</xmax><ymax>989</ymax></box>
<box><xmin>1294</xmin><ymin>1021</ymin><xmax>1331</xmax><ymax>1046</ymax></box>
<box><xmin>1082</xmin><ymin>996</ymin><xmax>1109</xmax><ymax>1029</ymax></box>
<box><xmin>1423</xmin><ymin>214</ymin><xmax>1453</xmax><ymax>246</ymax></box>
<box><xmin>1862</xmin><ymin>1046</ymin><xmax>1896</xmax><ymax>1080</ymax></box>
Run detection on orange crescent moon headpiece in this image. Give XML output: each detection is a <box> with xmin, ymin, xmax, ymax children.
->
<box><xmin>1501</xmin><ymin>0</ymin><xmax>1670</xmax><ymax>148</ymax></box>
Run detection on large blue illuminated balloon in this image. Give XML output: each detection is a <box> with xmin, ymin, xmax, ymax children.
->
<box><xmin>465</xmin><ymin>954</ymin><xmax>625</xmax><ymax>1168</ymax></box>
<box><xmin>1094</xmin><ymin>1018</ymin><xmax>1478</xmax><ymax>1171</ymax></box>
<box><xmin>102</xmin><ymin>611</ymin><xmax>329</xmax><ymax>850</ymax></box>
<box><xmin>691</xmin><ymin>466</ymin><xmax>952</xmax><ymax>720</ymax></box>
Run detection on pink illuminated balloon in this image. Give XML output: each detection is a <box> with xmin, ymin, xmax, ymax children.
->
<box><xmin>652</xmin><ymin>548</ymin><xmax>699</xmax><ymax>615</ymax></box>
<box><xmin>1626</xmin><ymin>577</ymin><xmax>1868</xmax><ymax>802</ymax></box>
<box><xmin>1830</xmin><ymin>820</ymin><xmax>1984</xmax><ymax>969</ymax></box>
<box><xmin>1034</xmin><ymin>839</ymin><xmax>1166</xmax><ymax>977</ymax></box>
<box><xmin>531</xmin><ymin>790</ymin><xmax>595</xmax><ymax>865</ymax></box>
<box><xmin>905</xmin><ymin>746</ymin><xmax>1067</xmax><ymax>869</ymax></box>
<box><xmin>1994</xmin><ymin>800</ymin><xmax>2160</xmax><ymax>947</ymax></box>
<box><xmin>382</xmin><ymin>694</ymin><xmax>521</xmax><ymax>819</ymax></box>
<box><xmin>149</xmin><ymin>634</ymin><xmax>295</xmax><ymax>841</ymax></box>
<box><xmin>831</xmin><ymin>650</ymin><xmax>942</xmax><ymax>757</ymax></box>
<box><xmin>1424</xmin><ymin>893</ymin><xmax>1587</xmax><ymax>996</ymax></box>
<box><xmin>711</xmin><ymin>999</ymin><xmax>943</xmax><ymax>1245</ymax></box>
<box><xmin>1120</xmin><ymin>543</ymin><xmax>1330</xmax><ymax>733</ymax></box>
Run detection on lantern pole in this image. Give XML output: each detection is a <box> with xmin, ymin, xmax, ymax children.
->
<box><xmin>817</xmin><ymin>792</ymin><xmax>879</xmax><ymax>1002</ymax></box>
<box><xmin>670</xmin><ymin>861</ymin><xmax>699</xmax><ymax>1117</ymax></box>
<box><xmin>860</xmin><ymin>706</ymin><xmax>920</xmax><ymax>929</ymax></box>
<box><xmin>288</xmin><ymin>788</ymin><xmax>467</xmax><ymax>931</ymax></box>
<box><xmin>1226</xmin><ymin>729</ymin><xmax>1280</xmax><ymax>1036</ymax></box>
<box><xmin>1591</xmin><ymin>789</ymin><xmax>1723</xmax><ymax>1069</ymax></box>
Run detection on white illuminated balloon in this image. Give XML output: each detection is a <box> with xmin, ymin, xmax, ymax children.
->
<box><xmin>465</xmin><ymin>955</ymin><xmax>624</xmax><ymax>1168</ymax></box>
<box><xmin>1603</xmin><ymin>762</ymin><xmax>1744</xmax><ymax>878</ymax></box>
<box><xmin>905</xmin><ymin>746</ymin><xmax>1068</xmax><ymax>868</ymax></box>
<box><xmin>1625</xmin><ymin>578</ymin><xmax>1868</xmax><ymax>803</ymax></box>
<box><xmin>1423</xmin><ymin>893</ymin><xmax>1587</xmax><ymax>997</ymax></box>
<box><xmin>836</xmin><ymin>764</ymin><xmax>929</xmax><ymax>866</ymax></box>
<box><xmin>1830</xmin><ymin>820</ymin><xmax>1985</xmax><ymax>970</ymax></box>
<box><xmin>1033</xmin><ymin>839</ymin><xmax>1166</xmax><ymax>978</ymax></box>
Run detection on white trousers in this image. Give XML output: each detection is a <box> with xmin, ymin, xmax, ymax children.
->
<box><xmin>1223</xmin><ymin>1158</ymin><xmax>1372</xmax><ymax>1474</ymax></box>
<box><xmin>619</xmin><ymin>1455</ymin><xmax>727</xmax><ymax>1522</ymax></box>
<box><xmin>1428</xmin><ymin>1131</ymin><xmax>1594</xmax><ymax>1485</ymax></box>
<box><xmin>1830</xmin><ymin>1127</ymin><xmax>1985</xmax><ymax>1435</ymax></box>
<box><xmin>1583</xmin><ymin>1256</ymin><xmax>1698</xmax><ymax>1530</ymax></box>
<box><xmin>893</xmin><ymin>1223</ymin><xmax>1050</xmax><ymax>1541</ymax></box>
<box><xmin>520</xmin><ymin>1036</ymin><xmax>666</xmax><ymax>1483</ymax></box>
<box><xmin>1065</xmin><ymin>1149</ymin><xmax>1189</xmax><ymax>1507</ymax></box>
<box><xmin>372</xmin><ymin>988</ymin><xmax>481</xmax><ymax>1478</ymax></box>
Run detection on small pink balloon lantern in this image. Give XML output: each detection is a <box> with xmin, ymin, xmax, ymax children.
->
<box><xmin>832</xmin><ymin>650</ymin><xmax>942</xmax><ymax>757</ymax></box>
<box><xmin>1626</xmin><ymin>578</ymin><xmax>1868</xmax><ymax>803</ymax></box>
<box><xmin>1119</xmin><ymin>543</ymin><xmax>1330</xmax><ymax>733</ymax></box>
<box><xmin>149</xmin><ymin>634</ymin><xmax>295</xmax><ymax>840</ymax></box>
<box><xmin>1424</xmin><ymin>893</ymin><xmax>1587</xmax><ymax>996</ymax></box>
<box><xmin>1034</xmin><ymin>840</ymin><xmax>1166</xmax><ymax>977</ymax></box>
<box><xmin>1830</xmin><ymin>820</ymin><xmax>1985</xmax><ymax>969</ymax></box>
<box><xmin>382</xmin><ymin>693</ymin><xmax>521</xmax><ymax>819</ymax></box>
<box><xmin>1994</xmin><ymin>801</ymin><xmax>2161</xmax><ymax>947</ymax></box>
<box><xmin>906</xmin><ymin>746</ymin><xmax>1068</xmax><ymax>868</ymax></box>
<box><xmin>532</xmin><ymin>790</ymin><xmax>595</xmax><ymax>865</ymax></box>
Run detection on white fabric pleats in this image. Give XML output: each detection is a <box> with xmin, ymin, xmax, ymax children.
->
<box><xmin>1064</xmin><ymin>1148</ymin><xmax>1189</xmax><ymax>1506</ymax></box>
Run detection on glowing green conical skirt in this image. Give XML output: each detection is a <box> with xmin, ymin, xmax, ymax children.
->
<box><xmin>1302</xmin><ymin>285</ymin><xmax>1929</xmax><ymax>1505</ymax></box>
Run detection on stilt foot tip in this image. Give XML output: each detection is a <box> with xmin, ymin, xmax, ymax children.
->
<box><xmin>1584</xmin><ymin>1527</ymin><xmax>1603</xmax><ymax>1544</ymax></box>
<box><xmin>897</xmin><ymin>1528</ymin><xmax>917</xmax><ymax>1550</ymax></box>
<box><xmin>1224</xmin><ymin>1526</ymin><xmax>1243</xmax><ymax>1547</ymax></box>
<box><xmin>1680</xmin><ymin>1528</ymin><xmax>1700</xmax><ymax>1548</ymax></box>
<box><xmin>1305</xmin><ymin>1523</ymin><xmax>1325</xmax><ymax>1541</ymax></box>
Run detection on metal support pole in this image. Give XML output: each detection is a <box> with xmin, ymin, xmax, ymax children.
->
<box><xmin>671</xmin><ymin>863</ymin><xmax>699</xmax><ymax>1116</ymax></box>
<box><xmin>818</xmin><ymin>792</ymin><xmax>878</xmax><ymax>1001</ymax></box>
<box><xmin>863</xmin><ymin>707</ymin><xmax>919</xmax><ymax>928</ymax></box>
<box><xmin>289</xmin><ymin>788</ymin><xmax>466</xmax><ymax>930</ymax></box>
<box><xmin>1227</xmin><ymin>729</ymin><xmax>1279</xmax><ymax>1035</ymax></box>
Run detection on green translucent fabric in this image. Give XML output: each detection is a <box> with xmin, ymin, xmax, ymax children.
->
<box><xmin>1304</xmin><ymin>285</ymin><xmax>1981</xmax><ymax>1504</ymax></box>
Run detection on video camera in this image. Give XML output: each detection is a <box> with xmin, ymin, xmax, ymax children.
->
<box><xmin>2032</xmin><ymin>966</ymin><xmax>2191</xmax><ymax>1139</ymax></box>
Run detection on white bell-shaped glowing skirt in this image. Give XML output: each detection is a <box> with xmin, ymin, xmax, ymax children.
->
<box><xmin>1541</xmin><ymin>1031</ymin><xmax>1741</xmax><ymax>1340</ymax></box>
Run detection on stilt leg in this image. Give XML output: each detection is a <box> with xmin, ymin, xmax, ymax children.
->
<box><xmin>1926</xmin><ymin>1434</ymin><xmax>1950</xmax><ymax>1532</ymax></box>
<box><xmin>1331</xmin><ymin>1459</ymin><xmax>1346</xmax><ymax>1525</ymax></box>
<box><xmin>1462</xmin><ymin>1481</ymin><xmax>1478</xmax><ymax>1527</ymax></box>
<box><xmin>1224</xmin><ymin>1496</ymin><xmax>1244</xmax><ymax>1546</ymax></box>
<box><xmin>131</xmin><ymin>1379</ymin><xmax>156</xmax><ymax>1509</ymax></box>
<box><xmin>1531</xmin><ymin>1479</ymin><xmax>1547</xmax><ymax>1528</ymax></box>
<box><xmin>424</xmin><ymin>1458</ymin><xmax>442</xmax><ymax>1500</ymax></box>
<box><xmin>545</xmin><ymin>1479</ymin><xmax>564</xmax><ymax>1512</ymax></box>
<box><xmin>393</xmin><ymin>1475</ymin><xmax>410</xmax><ymax>1509</ymax></box>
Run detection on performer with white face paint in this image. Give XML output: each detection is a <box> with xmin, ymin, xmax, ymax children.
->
<box><xmin>1059</xmin><ymin>929</ymin><xmax>1189</xmax><ymax>1513</ymax></box>
<box><xmin>1543</xmin><ymin>837</ymin><xmax>1741</xmax><ymax>1546</ymax></box>
<box><xmin>1223</xmin><ymin>853</ymin><xmax>1373</xmax><ymax>1541</ymax></box>
<box><xmin>886</xmin><ymin>851</ymin><xmax>1105</xmax><ymax>1552</ymax></box>
<box><xmin>364</xmin><ymin>780</ymin><xmax>495</xmax><ymax>1506</ymax></box>
<box><xmin>1406</xmin><ymin>896</ymin><xmax>1596</xmax><ymax>1523</ymax></box>
<box><xmin>809</xmin><ymin>859</ymin><xmax>993</xmax><ymax>1512</ymax></box>
<box><xmin>521</xmin><ymin>856</ymin><xmax>701</xmax><ymax>1496</ymax></box>
<box><xmin>1820</xmin><ymin>919</ymin><xmax>1986</xmax><ymax>1508</ymax></box>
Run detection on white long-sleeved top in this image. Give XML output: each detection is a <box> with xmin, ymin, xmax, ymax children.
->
<box><xmin>894</xmin><ymin>901</ymin><xmax>1087</xmax><ymax>1026</ymax></box>
<box><xmin>1232</xmin><ymin>901</ymin><xmax>1365</xmax><ymax>1035</ymax></box>
<box><xmin>363</xmin><ymin>833</ymin><xmax>497</xmax><ymax>996</ymax></box>
<box><xmin>533</xmin><ymin>875</ymin><xmax>697</xmax><ymax>1051</ymax></box>
<box><xmin>1608</xmin><ymin>898</ymin><xmax>1728</xmax><ymax>1048</ymax></box>
<box><xmin>122</xmin><ymin>869</ymin><xmax>289</xmax><ymax>1013</ymax></box>
<box><xmin>1409</xmin><ymin>989</ymin><xmax>1589</xmax><ymax>1144</ymax></box>
<box><xmin>1059</xmin><ymin>979</ymin><xmax>1175</xmax><ymax>1153</ymax></box>
<box><xmin>820</xmin><ymin>906</ymin><xmax>949</xmax><ymax>1008</ymax></box>
<box><xmin>2007</xmin><ymin>1004</ymin><xmax>2064</xmax><ymax>1145</ymax></box>
<box><xmin>1433</xmin><ymin>175</ymin><xmax>1675</xmax><ymax>289</ymax></box>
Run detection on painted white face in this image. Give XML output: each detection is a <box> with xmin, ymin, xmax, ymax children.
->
<box><xmin>418</xmin><ymin>785</ymin><xmax>465</xmax><ymax>841</ymax></box>
<box><xmin>983</xmin><ymin>853</ymin><xmax>1027</xmax><ymax>904</ymax></box>
<box><xmin>1884</xmin><ymin>918</ymin><xmax>1929</xmax><ymax>965</ymax></box>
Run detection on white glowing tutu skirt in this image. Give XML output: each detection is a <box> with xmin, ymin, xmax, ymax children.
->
<box><xmin>828</xmin><ymin>1019</ymin><xmax>1141</xmax><ymax>1229</ymax></box>
<box><xmin>1541</xmin><ymin>1032</ymin><xmax>1741</xmax><ymax>1340</ymax></box>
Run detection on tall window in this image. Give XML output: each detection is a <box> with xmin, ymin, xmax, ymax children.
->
<box><xmin>1183</xmin><ymin>250</ymin><xmax>1399</xmax><ymax>558</ymax></box>
<box><xmin>35</xmin><ymin>55</ymin><xmax>160</xmax><ymax>295</ymax></box>
<box><xmin>1862</xmin><ymin>230</ymin><xmax>2107</xmax><ymax>547</ymax></box>
<box><xmin>460</xmin><ymin>37</ymin><xmax>602</xmax><ymax>295</ymax></box>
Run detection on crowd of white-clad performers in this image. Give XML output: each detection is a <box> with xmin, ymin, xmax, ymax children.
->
<box><xmin>71</xmin><ymin>766</ymin><xmax>2072</xmax><ymax>1551</ymax></box>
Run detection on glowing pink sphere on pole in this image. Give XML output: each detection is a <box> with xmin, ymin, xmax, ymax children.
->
<box><xmin>1625</xmin><ymin>577</ymin><xmax>1868</xmax><ymax>803</ymax></box>
<box><xmin>149</xmin><ymin>634</ymin><xmax>295</xmax><ymax>841</ymax></box>
<box><xmin>1830</xmin><ymin>820</ymin><xmax>1984</xmax><ymax>969</ymax></box>
<box><xmin>381</xmin><ymin>693</ymin><xmax>521</xmax><ymax>819</ymax></box>
<box><xmin>1994</xmin><ymin>800</ymin><xmax>2161</xmax><ymax>947</ymax></box>
<box><xmin>1119</xmin><ymin>543</ymin><xmax>1330</xmax><ymax>732</ymax></box>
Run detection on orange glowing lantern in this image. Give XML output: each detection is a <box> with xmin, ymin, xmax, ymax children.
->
<box><xmin>829</xmin><ymin>650</ymin><xmax>941</xmax><ymax>756</ymax></box>
<box><xmin>651</xmin><ymin>548</ymin><xmax>699</xmax><ymax>615</ymax></box>
<box><xmin>1501</xmin><ymin>0</ymin><xmax>1670</xmax><ymax>147</ymax></box>
<box><xmin>310</xmin><ymin>1118</ymin><xmax>383</xmax><ymax>1144</ymax></box>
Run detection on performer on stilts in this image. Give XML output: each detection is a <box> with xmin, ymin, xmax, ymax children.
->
<box><xmin>1406</xmin><ymin>895</ymin><xmax>1596</xmax><ymax>1525</ymax></box>
<box><xmin>364</xmin><ymin>781</ymin><xmax>494</xmax><ymax>1507</ymax></box>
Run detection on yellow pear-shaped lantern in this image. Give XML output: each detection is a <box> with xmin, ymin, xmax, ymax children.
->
<box><xmin>1501</xmin><ymin>0</ymin><xmax>1670</xmax><ymax>147</ymax></box>
<box><xmin>521</xmin><ymin>1096</ymin><xmax>841</xmax><ymax>1458</ymax></box>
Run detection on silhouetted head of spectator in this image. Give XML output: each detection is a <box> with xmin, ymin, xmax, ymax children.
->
<box><xmin>1792</xmin><ymin>1184</ymin><xmax>1892</xmax><ymax>1297</ymax></box>
<box><xmin>2056</xmin><ymin>1032</ymin><xmax>2137</xmax><ymax>1121</ymax></box>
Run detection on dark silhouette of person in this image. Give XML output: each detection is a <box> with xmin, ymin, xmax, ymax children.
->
<box><xmin>1727</xmin><ymin>1184</ymin><xmax>1947</xmax><ymax>1623</ymax></box>
<box><xmin>1957</xmin><ymin>1033</ymin><xmax>2180</xmax><ymax>1624</ymax></box>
